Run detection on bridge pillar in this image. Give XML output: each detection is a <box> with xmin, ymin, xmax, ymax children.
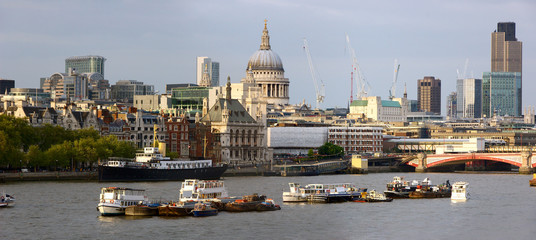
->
<box><xmin>519</xmin><ymin>151</ymin><xmax>533</xmax><ymax>174</ymax></box>
<box><xmin>415</xmin><ymin>152</ymin><xmax>427</xmax><ymax>173</ymax></box>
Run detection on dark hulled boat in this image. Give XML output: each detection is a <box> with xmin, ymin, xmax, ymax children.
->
<box><xmin>98</xmin><ymin>147</ymin><xmax>227</xmax><ymax>182</ymax></box>
<box><xmin>125</xmin><ymin>204</ymin><xmax>159</xmax><ymax>216</ymax></box>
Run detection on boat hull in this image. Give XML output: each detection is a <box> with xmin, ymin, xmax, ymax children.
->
<box><xmin>98</xmin><ymin>165</ymin><xmax>228</xmax><ymax>182</ymax></box>
<box><xmin>409</xmin><ymin>191</ymin><xmax>451</xmax><ymax>198</ymax></box>
<box><xmin>98</xmin><ymin>204</ymin><xmax>125</xmax><ymax>216</ymax></box>
<box><xmin>158</xmin><ymin>205</ymin><xmax>192</xmax><ymax>216</ymax></box>
<box><xmin>125</xmin><ymin>206</ymin><xmax>159</xmax><ymax>216</ymax></box>
<box><xmin>193</xmin><ymin>209</ymin><xmax>218</xmax><ymax>217</ymax></box>
<box><xmin>282</xmin><ymin>193</ymin><xmax>307</xmax><ymax>202</ymax></box>
<box><xmin>384</xmin><ymin>191</ymin><xmax>410</xmax><ymax>199</ymax></box>
<box><xmin>529</xmin><ymin>179</ymin><xmax>536</xmax><ymax>187</ymax></box>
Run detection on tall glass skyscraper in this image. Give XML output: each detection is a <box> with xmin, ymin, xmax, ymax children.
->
<box><xmin>487</xmin><ymin>22</ymin><xmax>522</xmax><ymax>117</ymax></box>
<box><xmin>65</xmin><ymin>55</ymin><xmax>106</xmax><ymax>76</ymax></box>
<box><xmin>482</xmin><ymin>72</ymin><xmax>521</xmax><ymax>117</ymax></box>
<box><xmin>196</xmin><ymin>57</ymin><xmax>219</xmax><ymax>87</ymax></box>
<box><xmin>456</xmin><ymin>78</ymin><xmax>482</xmax><ymax>119</ymax></box>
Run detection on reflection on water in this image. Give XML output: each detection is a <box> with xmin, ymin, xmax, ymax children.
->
<box><xmin>2</xmin><ymin>173</ymin><xmax>536</xmax><ymax>239</ymax></box>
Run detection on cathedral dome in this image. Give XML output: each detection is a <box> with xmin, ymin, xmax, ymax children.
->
<box><xmin>247</xmin><ymin>49</ymin><xmax>284</xmax><ymax>71</ymax></box>
<box><xmin>247</xmin><ymin>21</ymin><xmax>284</xmax><ymax>72</ymax></box>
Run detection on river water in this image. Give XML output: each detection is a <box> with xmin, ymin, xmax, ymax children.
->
<box><xmin>1</xmin><ymin>173</ymin><xmax>535</xmax><ymax>240</ymax></box>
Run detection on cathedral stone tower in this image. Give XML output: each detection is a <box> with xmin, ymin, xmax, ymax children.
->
<box><xmin>247</xmin><ymin>20</ymin><xmax>289</xmax><ymax>106</ymax></box>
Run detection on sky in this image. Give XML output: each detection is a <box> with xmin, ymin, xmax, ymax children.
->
<box><xmin>1</xmin><ymin>0</ymin><xmax>535</xmax><ymax>114</ymax></box>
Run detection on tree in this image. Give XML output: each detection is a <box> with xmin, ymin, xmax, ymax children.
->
<box><xmin>26</xmin><ymin>145</ymin><xmax>46</xmax><ymax>171</ymax></box>
<box><xmin>308</xmin><ymin>149</ymin><xmax>314</xmax><ymax>157</ymax></box>
<box><xmin>318</xmin><ymin>142</ymin><xmax>344</xmax><ymax>157</ymax></box>
<box><xmin>45</xmin><ymin>141</ymin><xmax>73</xmax><ymax>170</ymax></box>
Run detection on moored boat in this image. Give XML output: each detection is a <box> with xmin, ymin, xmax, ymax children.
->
<box><xmin>361</xmin><ymin>190</ymin><xmax>393</xmax><ymax>202</ymax></box>
<box><xmin>97</xmin><ymin>187</ymin><xmax>148</xmax><ymax>216</ymax></box>
<box><xmin>409</xmin><ymin>180</ymin><xmax>452</xmax><ymax>199</ymax></box>
<box><xmin>157</xmin><ymin>203</ymin><xmax>192</xmax><ymax>216</ymax></box>
<box><xmin>179</xmin><ymin>179</ymin><xmax>229</xmax><ymax>202</ymax></box>
<box><xmin>98</xmin><ymin>147</ymin><xmax>227</xmax><ymax>182</ymax></box>
<box><xmin>530</xmin><ymin>174</ymin><xmax>536</xmax><ymax>187</ymax></box>
<box><xmin>384</xmin><ymin>176</ymin><xmax>421</xmax><ymax>199</ymax></box>
<box><xmin>0</xmin><ymin>192</ymin><xmax>15</xmax><ymax>207</ymax></box>
<box><xmin>225</xmin><ymin>194</ymin><xmax>266</xmax><ymax>212</ymax></box>
<box><xmin>255</xmin><ymin>199</ymin><xmax>281</xmax><ymax>211</ymax></box>
<box><xmin>125</xmin><ymin>203</ymin><xmax>160</xmax><ymax>216</ymax></box>
<box><xmin>282</xmin><ymin>183</ymin><xmax>307</xmax><ymax>202</ymax></box>
<box><xmin>451</xmin><ymin>182</ymin><xmax>469</xmax><ymax>202</ymax></box>
<box><xmin>192</xmin><ymin>203</ymin><xmax>218</xmax><ymax>217</ymax></box>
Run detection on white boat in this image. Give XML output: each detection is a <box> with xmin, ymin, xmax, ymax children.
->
<box><xmin>282</xmin><ymin>183</ymin><xmax>307</xmax><ymax>202</ymax></box>
<box><xmin>451</xmin><ymin>182</ymin><xmax>469</xmax><ymax>202</ymax></box>
<box><xmin>97</xmin><ymin>187</ymin><xmax>148</xmax><ymax>215</ymax></box>
<box><xmin>179</xmin><ymin>179</ymin><xmax>229</xmax><ymax>203</ymax></box>
<box><xmin>283</xmin><ymin>183</ymin><xmax>357</xmax><ymax>203</ymax></box>
<box><xmin>0</xmin><ymin>192</ymin><xmax>15</xmax><ymax>207</ymax></box>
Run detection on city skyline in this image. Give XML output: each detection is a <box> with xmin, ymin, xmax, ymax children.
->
<box><xmin>0</xmin><ymin>1</ymin><xmax>534</xmax><ymax>114</ymax></box>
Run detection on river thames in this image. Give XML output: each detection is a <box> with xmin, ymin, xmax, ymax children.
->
<box><xmin>2</xmin><ymin>172</ymin><xmax>535</xmax><ymax>240</ymax></box>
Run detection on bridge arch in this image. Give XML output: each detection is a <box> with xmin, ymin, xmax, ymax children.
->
<box><xmin>426</xmin><ymin>155</ymin><xmax>522</xmax><ymax>168</ymax></box>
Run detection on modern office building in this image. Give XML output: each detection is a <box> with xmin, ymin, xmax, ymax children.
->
<box><xmin>43</xmin><ymin>70</ymin><xmax>88</xmax><ymax>101</ymax></box>
<box><xmin>65</xmin><ymin>55</ymin><xmax>106</xmax><ymax>77</ymax></box>
<box><xmin>348</xmin><ymin>96</ymin><xmax>408</xmax><ymax>122</ymax></box>
<box><xmin>166</xmin><ymin>83</ymin><xmax>198</xmax><ymax>94</ymax></box>
<box><xmin>111</xmin><ymin>80</ymin><xmax>154</xmax><ymax>103</ymax></box>
<box><xmin>482</xmin><ymin>72</ymin><xmax>521</xmax><ymax>117</ymax></box>
<box><xmin>196</xmin><ymin>57</ymin><xmax>220</xmax><ymax>87</ymax></box>
<box><xmin>447</xmin><ymin>92</ymin><xmax>457</xmax><ymax>119</ymax></box>
<box><xmin>170</xmin><ymin>86</ymin><xmax>209</xmax><ymax>113</ymax></box>
<box><xmin>491</xmin><ymin>22</ymin><xmax>522</xmax><ymax>73</ymax></box>
<box><xmin>486</xmin><ymin>22</ymin><xmax>522</xmax><ymax>117</ymax></box>
<box><xmin>456</xmin><ymin>78</ymin><xmax>482</xmax><ymax>119</ymax></box>
<box><xmin>417</xmin><ymin>76</ymin><xmax>441</xmax><ymax>114</ymax></box>
<box><xmin>0</xmin><ymin>79</ymin><xmax>15</xmax><ymax>94</ymax></box>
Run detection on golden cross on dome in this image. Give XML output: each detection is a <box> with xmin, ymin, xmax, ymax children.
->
<box><xmin>264</xmin><ymin>19</ymin><xmax>267</xmax><ymax>28</ymax></box>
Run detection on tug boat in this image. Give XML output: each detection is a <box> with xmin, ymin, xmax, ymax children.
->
<box><xmin>451</xmin><ymin>182</ymin><xmax>469</xmax><ymax>202</ymax></box>
<box><xmin>0</xmin><ymin>192</ymin><xmax>15</xmax><ymax>207</ymax></box>
<box><xmin>225</xmin><ymin>194</ymin><xmax>266</xmax><ymax>212</ymax></box>
<box><xmin>408</xmin><ymin>180</ymin><xmax>452</xmax><ymax>199</ymax></box>
<box><xmin>255</xmin><ymin>199</ymin><xmax>281</xmax><ymax>211</ymax></box>
<box><xmin>353</xmin><ymin>190</ymin><xmax>393</xmax><ymax>203</ymax></box>
<box><xmin>192</xmin><ymin>202</ymin><xmax>218</xmax><ymax>217</ymax></box>
<box><xmin>97</xmin><ymin>187</ymin><xmax>148</xmax><ymax>216</ymax></box>
<box><xmin>384</xmin><ymin>176</ymin><xmax>421</xmax><ymax>199</ymax></box>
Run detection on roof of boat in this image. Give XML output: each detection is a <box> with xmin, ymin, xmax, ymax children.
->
<box><xmin>102</xmin><ymin>187</ymin><xmax>145</xmax><ymax>191</ymax></box>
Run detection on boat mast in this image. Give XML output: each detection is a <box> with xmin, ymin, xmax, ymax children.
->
<box><xmin>153</xmin><ymin>124</ymin><xmax>157</xmax><ymax>148</ymax></box>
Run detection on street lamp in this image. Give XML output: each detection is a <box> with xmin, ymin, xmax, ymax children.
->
<box><xmin>20</xmin><ymin>160</ymin><xmax>22</xmax><ymax>172</ymax></box>
<box><xmin>55</xmin><ymin>159</ymin><xmax>58</xmax><ymax>172</ymax></box>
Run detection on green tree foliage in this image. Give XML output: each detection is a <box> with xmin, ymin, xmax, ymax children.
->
<box><xmin>25</xmin><ymin>145</ymin><xmax>46</xmax><ymax>171</ymax></box>
<box><xmin>308</xmin><ymin>149</ymin><xmax>314</xmax><ymax>157</ymax></box>
<box><xmin>318</xmin><ymin>142</ymin><xmax>344</xmax><ymax>157</ymax></box>
<box><xmin>0</xmin><ymin>115</ymin><xmax>136</xmax><ymax>169</ymax></box>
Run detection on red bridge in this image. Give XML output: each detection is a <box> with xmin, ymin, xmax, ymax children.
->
<box><xmin>403</xmin><ymin>152</ymin><xmax>535</xmax><ymax>174</ymax></box>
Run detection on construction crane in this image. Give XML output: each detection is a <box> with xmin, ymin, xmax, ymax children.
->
<box><xmin>345</xmin><ymin>34</ymin><xmax>369</xmax><ymax>100</ymax></box>
<box><xmin>457</xmin><ymin>58</ymin><xmax>469</xmax><ymax>79</ymax></box>
<box><xmin>303</xmin><ymin>38</ymin><xmax>325</xmax><ymax>109</ymax></box>
<box><xmin>389</xmin><ymin>59</ymin><xmax>400</xmax><ymax>100</ymax></box>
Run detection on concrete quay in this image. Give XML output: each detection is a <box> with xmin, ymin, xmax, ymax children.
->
<box><xmin>0</xmin><ymin>172</ymin><xmax>98</xmax><ymax>182</ymax></box>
